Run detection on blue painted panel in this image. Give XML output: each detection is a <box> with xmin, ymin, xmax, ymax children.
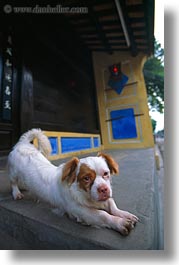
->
<box><xmin>48</xmin><ymin>137</ymin><xmax>58</xmax><ymax>155</ymax></box>
<box><xmin>61</xmin><ymin>137</ymin><xmax>92</xmax><ymax>153</ymax></box>
<box><xmin>93</xmin><ymin>137</ymin><xmax>100</xmax><ymax>147</ymax></box>
<box><xmin>110</xmin><ymin>108</ymin><xmax>137</xmax><ymax>139</ymax></box>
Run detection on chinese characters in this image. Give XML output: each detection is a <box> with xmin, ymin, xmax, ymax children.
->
<box><xmin>2</xmin><ymin>34</ymin><xmax>13</xmax><ymax>121</ymax></box>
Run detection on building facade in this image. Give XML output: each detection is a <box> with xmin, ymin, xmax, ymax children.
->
<box><xmin>0</xmin><ymin>0</ymin><xmax>154</xmax><ymax>159</ymax></box>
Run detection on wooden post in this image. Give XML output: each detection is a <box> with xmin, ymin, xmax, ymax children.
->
<box><xmin>20</xmin><ymin>66</ymin><xmax>33</xmax><ymax>133</ymax></box>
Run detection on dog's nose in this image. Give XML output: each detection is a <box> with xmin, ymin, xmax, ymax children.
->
<box><xmin>97</xmin><ymin>185</ymin><xmax>109</xmax><ymax>194</ymax></box>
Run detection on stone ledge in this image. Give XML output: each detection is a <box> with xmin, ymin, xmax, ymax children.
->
<box><xmin>0</xmin><ymin>149</ymin><xmax>161</xmax><ymax>249</ymax></box>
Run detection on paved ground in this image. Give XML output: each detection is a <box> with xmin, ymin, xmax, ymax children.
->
<box><xmin>0</xmin><ymin>148</ymin><xmax>164</xmax><ymax>250</ymax></box>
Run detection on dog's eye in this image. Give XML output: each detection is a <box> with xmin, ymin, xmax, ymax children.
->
<box><xmin>83</xmin><ymin>176</ymin><xmax>90</xmax><ymax>182</ymax></box>
<box><xmin>103</xmin><ymin>172</ymin><xmax>109</xmax><ymax>179</ymax></box>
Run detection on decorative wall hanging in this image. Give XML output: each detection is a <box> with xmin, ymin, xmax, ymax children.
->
<box><xmin>108</xmin><ymin>63</ymin><xmax>128</xmax><ymax>94</ymax></box>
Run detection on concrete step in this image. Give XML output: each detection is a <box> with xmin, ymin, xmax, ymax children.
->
<box><xmin>0</xmin><ymin>148</ymin><xmax>163</xmax><ymax>249</ymax></box>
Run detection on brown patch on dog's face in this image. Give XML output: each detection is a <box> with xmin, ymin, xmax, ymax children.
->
<box><xmin>77</xmin><ymin>164</ymin><xmax>96</xmax><ymax>192</ymax></box>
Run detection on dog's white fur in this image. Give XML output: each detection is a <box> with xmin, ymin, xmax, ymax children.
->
<box><xmin>8</xmin><ymin>129</ymin><xmax>138</xmax><ymax>235</ymax></box>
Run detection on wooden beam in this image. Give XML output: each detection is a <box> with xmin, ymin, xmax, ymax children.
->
<box><xmin>116</xmin><ymin>0</ymin><xmax>138</xmax><ymax>56</ymax></box>
<box><xmin>88</xmin><ymin>47</ymin><xmax>129</xmax><ymax>52</ymax></box>
<box><xmin>143</xmin><ymin>0</ymin><xmax>155</xmax><ymax>55</ymax></box>
<box><xmin>87</xmin><ymin>6</ymin><xmax>113</xmax><ymax>54</ymax></box>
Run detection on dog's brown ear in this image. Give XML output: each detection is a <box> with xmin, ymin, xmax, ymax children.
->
<box><xmin>62</xmin><ymin>157</ymin><xmax>79</xmax><ymax>185</ymax></box>
<box><xmin>98</xmin><ymin>152</ymin><xmax>119</xmax><ymax>175</ymax></box>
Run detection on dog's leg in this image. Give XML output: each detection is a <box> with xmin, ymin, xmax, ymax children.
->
<box><xmin>11</xmin><ymin>181</ymin><xmax>24</xmax><ymax>200</ymax></box>
<box><xmin>69</xmin><ymin>207</ymin><xmax>133</xmax><ymax>235</ymax></box>
<box><xmin>107</xmin><ymin>198</ymin><xmax>139</xmax><ymax>225</ymax></box>
<box><xmin>8</xmin><ymin>166</ymin><xmax>24</xmax><ymax>200</ymax></box>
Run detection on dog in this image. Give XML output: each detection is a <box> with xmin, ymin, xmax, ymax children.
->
<box><xmin>7</xmin><ymin>129</ymin><xmax>138</xmax><ymax>235</ymax></box>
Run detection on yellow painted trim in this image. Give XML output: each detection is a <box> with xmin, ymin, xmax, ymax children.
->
<box><xmin>155</xmin><ymin>154</ymin><xmax>160</xmax><ymax>170</ymax></box>
<box><xmin>49</xmin><ymin>145</ymin><xmax>104</xmax><ymax>161</ymax></box>
<box><xmin>44</xmin><ymin>131</ymin><xmax>100</xmax><ymax>138</ymax></box>
<box><xmin>34</xmin><ymin>131</ymin><xmax>103</xmax><ymax>161</ymax></box>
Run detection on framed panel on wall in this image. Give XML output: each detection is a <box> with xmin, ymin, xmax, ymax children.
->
<box><xmin>106</xmin><ymin>104</ymin><xmax>143</xmax><ymax>145</ymax></box>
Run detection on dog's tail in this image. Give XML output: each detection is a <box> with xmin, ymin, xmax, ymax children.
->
<box><xmin>18</xmin><ymin>128</ymin><xmax>52</xmax><ymax>157</ymax></box>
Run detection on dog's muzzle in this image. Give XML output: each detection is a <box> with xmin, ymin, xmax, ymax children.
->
<box><xmin>97</xmin><ymin>184</ymin><xmax>110</xmax><ymax>201</ymax></box>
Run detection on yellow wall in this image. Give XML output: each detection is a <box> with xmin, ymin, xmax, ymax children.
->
<box><xmin>92</xmin><ymin>51</ymin><xmax>154</xmax><ymax>149</ymax></box>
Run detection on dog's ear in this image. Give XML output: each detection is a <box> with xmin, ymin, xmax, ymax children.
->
<box><xmin>98</xmin><ymin>152</ymin><xmax>119</xmax><ymax>175</ymax></box>
<box><xmin>62</xmin><ymin>157</ymin><xmax>79</xmax><ymax>185</ymax></box>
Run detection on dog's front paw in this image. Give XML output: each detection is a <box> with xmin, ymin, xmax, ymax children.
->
<box><xmin>126</xmin><ymin>213</ymin><xmax>139</xmax><ymax>225</ymax></box>
<box><xmin>119</xmin><ymin>210</ymin><xmax>139</xmax><ymax>225</ymax></box>
<box><xmin>117</xmin><ymin>218</ymin><xmax>134</xmax><ymax>236</ymax></box>
<box><xmin>13</xmin><ymin>192</ymin><xmax>24</xmax><ymax>200</ymax></box>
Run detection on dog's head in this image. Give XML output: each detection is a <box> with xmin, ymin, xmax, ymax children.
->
<box><xmin>62</xmin><ymin>153</ymin><xmax>119</xmax><ymax>202</ymax></box>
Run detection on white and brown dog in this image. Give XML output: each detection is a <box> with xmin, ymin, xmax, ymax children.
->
<box><xmin>7</xmin><ymin>129</ymin><xmax>138</xmax><ymax>235</ymax></box>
